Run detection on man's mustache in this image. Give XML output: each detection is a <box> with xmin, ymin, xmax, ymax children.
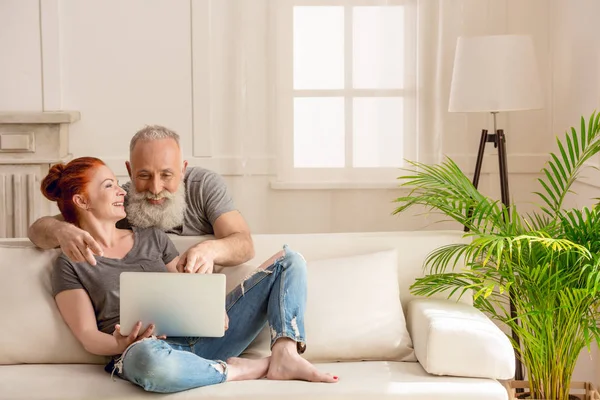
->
<box><xmin>141</xmin><ymin>191</ymin><xmax>175</xmax><ymax>201</ymax></box>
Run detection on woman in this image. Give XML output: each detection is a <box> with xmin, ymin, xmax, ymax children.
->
<box><xmin>42</xmin><ymin>157</ymin><xmax>337</xmax><ymax>393</ymax></box>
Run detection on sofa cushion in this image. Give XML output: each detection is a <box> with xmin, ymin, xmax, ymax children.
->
<box><xmin>0</xmin><ymin>361</ymin><xmax>509</xmax><ymax>400</ymax></box>
<box><xmin>242</xmin><ymin>249</ymin><xmax>416</xmax><ymax>362</ymax></box>
<box><xmin>0</xmin><ymin>245</ymin><xmax>107</xmax><ymax>365</ymax></box>
<box><xmin>407</xmin><ymin>298</ymin><xmax>515</xmax><ymax>380</ymax></box>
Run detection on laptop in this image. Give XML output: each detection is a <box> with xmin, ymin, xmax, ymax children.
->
<box><xmin>119</xmin><ymin>272</ymin><xmax>226</xmax><ymax>338</ymax></box>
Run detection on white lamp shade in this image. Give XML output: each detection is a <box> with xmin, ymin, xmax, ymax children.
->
<box><xmin>448</xmin><ymin>34</ymin><xmax>544</xmax><ymax>113</ymax></box>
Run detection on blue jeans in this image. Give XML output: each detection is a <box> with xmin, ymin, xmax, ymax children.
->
<box><xmin>110</xmin><ymin>246</ymin><xmax>307</xmax><ymax>393</ymax></box>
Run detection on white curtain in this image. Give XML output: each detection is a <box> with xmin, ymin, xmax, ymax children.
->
<box><xmin>207</xmin><ymin>0</ymin><xmax>509</xmax><ymax>168</ymax></box>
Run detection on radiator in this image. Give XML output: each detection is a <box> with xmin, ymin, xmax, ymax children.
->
<box><xmin>0</xmin><ymin>172</ymin><xmax>40</xmax><ymax>238</ymax></box>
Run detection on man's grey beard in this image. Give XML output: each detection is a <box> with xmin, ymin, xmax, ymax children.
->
<box><xmin>125</xmin><ymin>184</ymin><xmax>187</xmax><ymax>231</ymax></box>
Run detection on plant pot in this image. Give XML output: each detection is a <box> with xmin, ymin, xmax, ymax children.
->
<box><xmin>504</xmin><ymin>380</ymin><xmax>600</xmax><ymax>400</ymax></box>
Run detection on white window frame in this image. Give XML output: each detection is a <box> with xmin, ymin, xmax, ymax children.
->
<box><xmin>273</xmin><ymin>0</ymin><xmax>417</xmax><ymax>186</ymax></box>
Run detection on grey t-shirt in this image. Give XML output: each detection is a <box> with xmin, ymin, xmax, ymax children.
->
<box><xmin>120</xmin><ymin>167</ymin><xmax>236</xmax><ymax>235</ymax></box>
<box><xmin>51</xmin><ymin>227</ymin><xmax>179</xmax><ymax>334</ymax></box>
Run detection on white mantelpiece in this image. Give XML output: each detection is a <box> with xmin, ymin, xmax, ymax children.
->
<box><xmin>0</xmin><ymin>111</ymin><xmax>79</xmax><ymax>238</ymax></box>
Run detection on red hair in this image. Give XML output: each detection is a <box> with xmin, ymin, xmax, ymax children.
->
<box><xmin>41</xmin><ymin>157</ymin><xmax>106</xmax><ymax>224</ymax></box>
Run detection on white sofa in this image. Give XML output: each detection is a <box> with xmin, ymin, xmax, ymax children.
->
<box><xmin>0</xmin><ymin>230</ymin><xmax>515</xmax><ymax>400</ymax></box>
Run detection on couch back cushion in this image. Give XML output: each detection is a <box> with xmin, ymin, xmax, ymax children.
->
<box><xmin>239</xmin><ymin>249</ymin><xmax>416</xmax><ymax>362</ymax></box>
<box><xmin>168</xmin><ymin>231</ymin><xmax>471</xmax><ymax>314</ymax></box>
<box><xmin>0</xmin><ymin>231</ymin><xmax>468</xmax><ymax>365</ymax></box>
<box><xmin>0</xmin><ymin>245</ymin><xmax>107</xmax><ymax>364</ymax></box>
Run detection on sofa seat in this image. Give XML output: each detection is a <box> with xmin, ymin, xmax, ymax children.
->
<box><xmin>0</xmin><ymin>361</ymin><xmax>508</xmax><ymax>400</ymax></box>
<box><xmin>0</xmin><ymin>361</ymin><xmax>507</xmax><ymax>400</ymax></box>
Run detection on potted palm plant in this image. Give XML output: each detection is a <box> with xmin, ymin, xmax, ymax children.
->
<box><xmin>393</xmin><ymin>112</ymin><xmax>600</xmax><ymax>400</ymax></box>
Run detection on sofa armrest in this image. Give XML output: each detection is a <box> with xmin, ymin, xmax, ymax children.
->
<box><xmin>407</xmin><ymin>298</ymin><xmax>515</xmax><ymax>380</ymax></box>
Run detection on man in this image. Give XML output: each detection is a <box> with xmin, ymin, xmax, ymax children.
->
<box><xmin>28</xmin><ymin>125</ymin><xmax>255</xmax><ymax>274</ymax></box>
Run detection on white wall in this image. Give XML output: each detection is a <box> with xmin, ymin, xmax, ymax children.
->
<box><xmin>0</xmin><ymin>0</ymin><xmax>42</xmax><ymax>110</ymax></box>
<box><xmin>549</xmin><ymin>0</ymin><xmax>600</xmax><ymax>388</ymax></box>
<box><xmin>60</xmin><ymin>1</ymin><xmax>194</xmax><ymax>161</ymax></box>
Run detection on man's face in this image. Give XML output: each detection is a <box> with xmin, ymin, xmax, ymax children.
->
<box><xmin>125</xmin><ymin>138</ymin><xmax>188</xmax><ymax>231</ymax></box>
<box><xmin>127</xmin><ymin>138</ymin><xmax>186</xmax><ymax>201</ymax></box>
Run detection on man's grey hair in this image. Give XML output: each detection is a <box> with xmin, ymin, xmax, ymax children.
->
<box><xmin>130</xmin><ymin>125</ymin><xmax>181</xmax><ymax>153</ymax></box>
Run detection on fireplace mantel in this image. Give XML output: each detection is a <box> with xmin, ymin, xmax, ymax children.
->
<box><xmin>0</xmin><ymin>111</ymin><xmax>80</xmax><ymax>124</ymax></box>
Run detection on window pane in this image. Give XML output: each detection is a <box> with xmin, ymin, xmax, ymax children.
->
<box><xmin>353</xmin><ymin>7</ymin><xmax>404</xmax><ymax>89</ymax></box>
<box><xmin>294</xmin><ymin>7</ymin><xmax>344</xmax><ymax>90</ymax></box>
<box><xmin>353</xmin><ymin>98</ymin><xmax>403</xmax><ymax>167</ymax></box>
<box><xmin>294</xmin><ymin>98</ymin><xmax>345</xmax><ymax>168</ymax></box>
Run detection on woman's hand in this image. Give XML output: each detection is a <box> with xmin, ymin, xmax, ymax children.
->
<box><xmin>112</xmin><ymin>321</ymin><xmax>166</xmax><ymax>354</ymax></box>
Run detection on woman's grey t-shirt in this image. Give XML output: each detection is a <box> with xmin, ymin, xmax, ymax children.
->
<box><xmin>51</xmin><ymin>226</ymin><xmax>179</xmax><ymax>334</ymax></box>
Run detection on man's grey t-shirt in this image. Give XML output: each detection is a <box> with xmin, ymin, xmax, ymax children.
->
<box><xmin>51</xmin><ymin>227</ymin><xmax>179</xmax><ymax>334</ymax></box>
<box><xmin>120</xmin><ymin>167</ymin><xmax>236</xmax><ymax>235</ymax></box>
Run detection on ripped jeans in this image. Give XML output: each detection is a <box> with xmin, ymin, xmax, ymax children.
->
<box><xmin>110</xmin><ymin>245</ymin><xmax>307</xmax><ymax>393</ymax></box>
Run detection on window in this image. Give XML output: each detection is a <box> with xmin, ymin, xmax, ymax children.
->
<box><xmin>274</xmin><ymin>0</ymin><xmax>416</xmax><ymax>186</ymax></box>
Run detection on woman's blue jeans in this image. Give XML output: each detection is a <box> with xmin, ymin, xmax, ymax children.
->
<box><xmin>110</xmin><ymin>246</ymin><xmax>307</xmax><ymax>393</ymax></box>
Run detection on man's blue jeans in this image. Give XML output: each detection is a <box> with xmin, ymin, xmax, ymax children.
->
<box><xmin>111</xmin><ymin>245</ymin><xmax>307</xmax><ymax>393</ymax></box>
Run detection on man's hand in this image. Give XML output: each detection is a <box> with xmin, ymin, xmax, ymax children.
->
<box><xmin>224</xmin><ymin>312</ymin><xmax>229</xmax><ymax>331</ymax></box>
<box><xmin>176</xmin><ymin>243</ymin><xmax>215</xmax><ymax>274</ymax></box>
<box><xmin>112</xmin><ymin>321</ymin><xmax>165</xmax><ymax>354</ymax></box>
<box><xmin>57</xmin><ymin>224</ymin><xmax>103</xmax><ymax>265</ymax></box>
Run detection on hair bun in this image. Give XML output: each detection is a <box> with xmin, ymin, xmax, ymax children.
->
<box><xmin>41</xmin><ymin>163</ymin><xmax>66</xmax><ymax>201</ymax></box>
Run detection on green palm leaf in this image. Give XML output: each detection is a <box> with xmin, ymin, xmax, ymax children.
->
<box><xmin>537</xmin><ymin>112</ymin><xmax>600</xmax><ymax>215</ymax></box>
<box><xmin>394</xmin><ymin>111</ymin><xmax>600</xmax><ymax>400</ymax></box>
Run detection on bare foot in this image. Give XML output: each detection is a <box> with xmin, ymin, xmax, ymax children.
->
<box><xmin>267</xmin><ymin>345</ymin><xmax>338</xmax><ymax>383</ymax></box>
<box><xmin>225</xmin><ymin>357</ymin><xmax>271</xmax><ymax>382</ymax></box>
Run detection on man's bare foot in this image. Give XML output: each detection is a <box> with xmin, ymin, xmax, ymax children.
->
<box><xmin>267</xmin><ymin>343</ymin><xmax>338</xmax><ymax>383</ymax></box>
<box><xmin>225</xmin><ymin>357</ymin><xmax>271</xmax><ymax>382</ymax></box>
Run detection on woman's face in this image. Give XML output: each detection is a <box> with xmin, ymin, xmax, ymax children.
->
<box><xmin>80</xmin><ymin>165</ymin><xmax>127</xmax><ymax>222</ymax></box>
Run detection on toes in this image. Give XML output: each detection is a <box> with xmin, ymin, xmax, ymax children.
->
<box><xmin>316</xmin><ymin>373</ymin><xmax>338</xmax><ymax>383</ymax></box>
<box><xmin>307</xmin><ymin>369</ymin><xmax>337</xmax><ymax>383</ymax></box>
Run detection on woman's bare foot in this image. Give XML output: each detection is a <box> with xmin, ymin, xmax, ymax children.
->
<box><xmin>225</xmin><ymin>357</ymin><xmax>271</xmax><ymax>382</ymax></box>
<box><xmin>267</xmin><ymin>340</ymin><xmax>338</xmax><ymax>383</ymax></box>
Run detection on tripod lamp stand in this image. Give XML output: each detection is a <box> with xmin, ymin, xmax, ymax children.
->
<box><xmin>448</xmin><ymin>34</ymin><xmax>544</xmax><ymax>382</ymax></box>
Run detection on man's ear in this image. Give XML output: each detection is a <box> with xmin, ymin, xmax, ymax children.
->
<box><xmin>73</xmin><ymin>194</ymin><xmax>88</xmax><ymax>211</ymax></box>
<box><xmin>126</xmin><ymin>161</ymin><xmax>132</xmax><ymax>178</ymax></box>
<box><xmin>182</xmin><ymin>160</ymin><xmax>188</xmax><ymax>179</ymax></box>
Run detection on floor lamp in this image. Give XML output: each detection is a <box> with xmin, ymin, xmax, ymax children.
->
<box><xmin>448</xmin><ymin>34</ymin><xmax>544</xmax><ymax>382</ymax></box>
